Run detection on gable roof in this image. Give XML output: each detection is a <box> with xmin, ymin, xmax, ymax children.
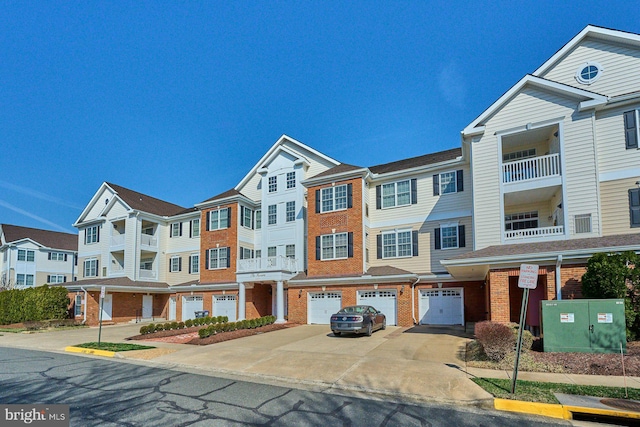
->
<box><xmin>1</xmin><ymin>224</ymin><xmax>77</xmax><ymax>251</ymax></box>
<box><xmin>305</xmin><ymin>163</ymin><xmax>365</xmax><ymax>181</ymax></box>
<box><xmin>199</xmin><ymin>188</ymin><xmax>243</xmax><ymax>204</ymax></box>
<box><xmin>105</xmin><ymin>183</ymin><xmax>192</xmax><ymax>217</ymax></box>
<box><xmin>369</xmin><ymin>148</ymin><xmax>462</xmax><ymax>174</ymax></box>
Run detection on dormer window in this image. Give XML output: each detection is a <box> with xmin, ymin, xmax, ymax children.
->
<box><xmin>575</xmin><ymin>62</ymin><xmax>602</xmax><ymax>85</ymax></box>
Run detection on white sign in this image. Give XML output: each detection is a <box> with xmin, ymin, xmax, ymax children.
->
<box><xmin>560</xmin><ymin>313</ymin><xmax>574</xmax><ymax>323</ymax></box>
<box><xmin>100</xmin><ymin>286</ymin><xmax>106</xmax><ymax>299</ymax></box>
<box><xmin>518</xmin><ymin>264</ymin><xmax>539</xmax><ymax>289</ymax></box>
<box><xmin>597</xmin><ymin>313</ymin><xmax>613</xmax><ymax>323</ymax></box>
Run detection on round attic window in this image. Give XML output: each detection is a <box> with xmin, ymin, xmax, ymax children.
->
<box><xmin>575</xmin><ymin>62</ymin><xmax>602</xmax><ymax>85</ymax></box>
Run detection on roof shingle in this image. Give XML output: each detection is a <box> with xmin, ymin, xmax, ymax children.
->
<box><xmin>1</xmin><ymin>224</ymin><xmax>77</xmax><ymax>251</ymax></box>
<box><xmin>106</xmin><ymin>182</ymin><xmax>191</xmax><ymax>217</ymax></box>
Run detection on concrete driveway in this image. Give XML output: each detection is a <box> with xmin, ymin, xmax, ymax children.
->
<box><xmin>0</xmin><ymin>323</ymin><xmax>492</xmax><ymax>405</ymax></box>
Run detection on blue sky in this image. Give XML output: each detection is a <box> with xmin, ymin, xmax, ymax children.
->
<box><xmin>2</xmin><ymin>1</ymin><xmax>639</xmax><ymax>234</ymax></box>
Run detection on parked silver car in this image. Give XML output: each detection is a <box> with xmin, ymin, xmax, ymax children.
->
<box><xmin>330</xmin><ymin>305</ymin><xmax>386</xmax><ymax>336</ymax></box>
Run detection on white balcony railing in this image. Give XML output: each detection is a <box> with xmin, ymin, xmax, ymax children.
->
<box><xmin>110</xmin><ymin>262</ymin><xmax>125</xmax><ymax>274</ymax></box>
<box><xmin>139</xmin><ymin>269</ymin><xmax>156</xmax><ymax>279</ymax></box>
<box><xmin>237</xmin><ymin>256</ymin><xmax>298</xmax><ymax>273</ymax></box>
<box><xmin>504</xmin><ymin>225</ymin><xmax>564</xmax><ymax>240</ymax></box>
<box><xmin>140</xmin><ymin>234</ymin><xmax>158</xmax><ymax>247</ymax></box>
<box><xmin>111</xmin><ymin>234</ymin><xmax>125</xmax><ymax>246</ymax></box>
<box><xmin>502</xmin><ymin>153</ymin><xmax>560</xmax><ymax>184</ymax></box>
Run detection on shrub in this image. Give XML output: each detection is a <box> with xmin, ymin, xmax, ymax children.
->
<box><xmin>178</xmin><ymin>321</ymin><xmax>185</xmax><ymax>329</ymax></box>
<box><xmin>203</xmin><ymin>316</ymin><xmax>211</xmax><ymax>324</ymax></box>
<box><xmin>198</xmin><ymin>328</ymin><xmax>209</xmax><ymax>339</ymax></box>
<box><xmin>221</xmin><ymin>316</ymin><xmax>228</xmax><ymax>323</ymax></box>
<box><xmin>508</xmin><ymin>323</ymin><xmax>534</xmax><ymax>353</ymax></box>
<box><xmin>0</xmin><ymin>285</ymin><xmax>70</xmax><ymax>325</ymax></box>
<box><xmin>164</xmin><ymin>322</ymin><xmax>172</xmax><ymax>330</ymax></box>
<box><xmin>185</xmin><ymin>319</ymin><xmax>193</xmax><ymax>328</ymax></box>
<box><xmin>475</xmin><ymin>321</ymin><xmax>515</xmax><ymax>362</ymax></box>
<box><xmin>139</xmin><ymin>325</ymin><xmax>148</xmax><ymax>335</ymax></box>
<box><xmin>147</xmin><ymin>323</ymin><xmax>155</xmax><ymax>332</ymax></box>
<box><xmin>170</xmin><ymin>322</ymin><xmax>179</xmax><ymax>330</ymax></box>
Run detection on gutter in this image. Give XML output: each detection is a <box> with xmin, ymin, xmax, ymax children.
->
<box><xmin>80</xmin><ymin>286</ymin><xmax>87</xmax><ymax>324</ymax></box>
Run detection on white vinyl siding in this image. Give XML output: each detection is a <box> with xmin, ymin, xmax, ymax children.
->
<box><xmin>600</xmin><ymin>177</ymin><xmax>640</xmax><ymax>235</ymax></box>
<box><xmin>596</xmin><ymin>105</ymin><xmax>640</xmax><ymax>175</ymax></box>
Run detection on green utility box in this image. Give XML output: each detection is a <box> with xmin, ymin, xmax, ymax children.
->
<box><xmin>541</xmin><ymin>299</ymin><xmax>626</xmax><ymax>353</ymax></box>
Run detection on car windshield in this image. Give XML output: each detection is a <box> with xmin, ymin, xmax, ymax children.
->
<box><xmin>337</xmin><ymin>306</ymin><xmax>367</xmax><ymax>314</ymax></box>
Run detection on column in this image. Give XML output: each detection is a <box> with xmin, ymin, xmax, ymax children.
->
<box><xmin>238</xmin><ymin>282</ymin><xmax>246</xmax><ymax>321</ymax></box>
<box><xmin>275</xmin><ymin>280</ymin><xmax>285</xmax><ymax>323</ymax></box>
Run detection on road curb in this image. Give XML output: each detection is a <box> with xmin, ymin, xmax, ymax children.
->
<box><xmin>495</xmin><ymin>398</ymin><xmax>640</xmax><ymax>421</ymax></box>
<box><xmin>64</xmin><ymin>346</ymin><xmax>117</xmax><ymax>358</ymax></box>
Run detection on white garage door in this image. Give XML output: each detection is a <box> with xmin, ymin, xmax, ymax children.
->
<box><xmin>419</xmin><ymin>289</ymin><xmax>464</xmax><ymax>325</ymax></box>
<box><xmin>308</xmin><ymin>292</ymin><xmax>341</xmax><ymax>324</ymax></box>
<box><xmin>357</xmin><ymin>290</ymin><xmax>397</xmax><ymax>326</ymax></box>
<box><xmin>182</xmin><ymin>296</ymin><xmax>203</xmax><ymax>321</ymax></box>
<box><xmin>213</xmin><ymin>295</ymin><xmax>237</xmax><ymax>322</ymax></box>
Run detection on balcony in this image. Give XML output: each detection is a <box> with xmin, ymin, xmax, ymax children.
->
<box><xmin>140</xmin><ymin>234</ymin><xmax>158</xmax><ymax>247</ymax></box>
<box><xmin>139</xmin><ymin>269</ymin><xmax>156</xmax><ymax>279</ymax></box>
<box><xmin>502</xmin><ymin>153</ymin><xmax>560</xmax><ymax>184</ymax></box>
<box><xmin>504</xmin><ymin>225</ymin><xmax>564</xmax><ymax>241</ymax></box>
<box><xmin>237</xmin><ymin>256</ymin><xmax>299</xmax><ymax>273</ymax></box>
<box><xmin>111</xmin><ymin>234</ymin><xmax>125</xmax><ymax>247</ymax></box>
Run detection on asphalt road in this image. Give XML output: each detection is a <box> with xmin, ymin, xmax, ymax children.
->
<box><xmin>0</xmin><ymin>347</ymin><xmax>567</xmax><ymax>427</ymax></box>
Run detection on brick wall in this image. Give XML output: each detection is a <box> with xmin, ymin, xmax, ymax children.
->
<box><xmin>200</xmin><ymin>203</ymin><xmax>238</xmax><ymax>284</ymax></box>
<box><xmin>246</xmin><ymin>283</ymin><xmax>272</xmax><ymax>318</ymax></box>
<box><xmin>306</xmin><ymin>178</ymin><xmax>364</xmax><ymax>277</ymax></box>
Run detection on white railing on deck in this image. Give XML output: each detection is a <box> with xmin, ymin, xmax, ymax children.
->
<box><xmin>140</xmin><ymin>234</ymin><xmax>157</xmax><ymax>247</ymax></box>
<box><xmin>111</xmin><ymin>234</ymin><xmax>125</xmax><ymax>246</ymax></box>
<box><xmin>502</xmin><ymin>153</ymin><xmax>560</xmax><ymax>183</ymax></box>
<box><xmin>504</xmin><ymin>226</ymin><xmax>564</xmax><ymax>240</ymax></box>
<box><xmin>110</xmin><ymin>263</ymin><xmax>125</xmax><ymax>274</ymax></box>
<box><xmin>139</xmin><ymin>269</ymin><xmax>156</xmax><ymax>279</ymax></box>
<box><xmin>237</xmin><ymin>256</ymin><xmax>298</xmax><ymax>273</ymax></box>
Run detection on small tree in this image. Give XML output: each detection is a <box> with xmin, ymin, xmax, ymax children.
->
<box><xmin>581</xmin><ymin>251</ymin><xmax>640</xmax><ymax>340</ymax></box>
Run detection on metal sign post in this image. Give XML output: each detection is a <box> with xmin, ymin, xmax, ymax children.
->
<box><xmin>511</xmin><ymin>264</ymin><xmax>538</xmax><ymax>394</ymax></box>
<box><xmin>98</xmin><ymin>286</ymin><xmax>105</xmax><ymax>348</ymax></box>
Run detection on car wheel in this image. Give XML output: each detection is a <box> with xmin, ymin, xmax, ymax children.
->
<box><xmin>366</xmin><ymin>323</ymin><xmax>373</xmax><ymax>337</ymax></box>
<box><xmin>381</xmin><ymin>318</ymin><xmax>386</xmax><ymax>330</ymax></box>
<box><xmin>333</xmin><ymin>331</ymin><xmax>341</xmax><ymax>336</ymax></box>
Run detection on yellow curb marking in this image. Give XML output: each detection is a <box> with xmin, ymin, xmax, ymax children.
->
<box><xmin>65</xmin><ymin>346</ymin><xmax>116</xmax><ymax>358</ymax></box>
<box><xmin>495</xmin><ymin>398</ymin><xmax>640</xmax><ymax>420</ymax></box>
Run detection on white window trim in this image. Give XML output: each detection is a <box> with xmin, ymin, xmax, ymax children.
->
<box><xmin>381</xmin><ymin>180</ymin><xmax>411</xmax><ymax>209</ymax></box>
<box><xmin>286</xmin><ymin>201</ymin><xmax>296</xmax><ymax>222</ymax></box>
<box><xmin>84</xmin><ymin>258</ymin><xmax>98</xmax><ymax>277</ymax></box>
<box><xmin>320</xmin><ymin>184</ymin><xmax>348</xmax><ymax>213</ymax></box>
<box><xmin>286</xmin><ymin>171</ymin><xmax>296</xmax><ymax>189</ymax></box>
<box><xmin>439</xmin><ymin>171</ymin><xmax>458</xmax><ymax>195</ymax></box>
<box><xmin>86</xmin><ymin>225</ymin><xmax>99</xmax><ymax>244</ymax></box>
<box><xmin>191</xmin><ymin>219</ymin><xmax>200</xmax><ymax>237</ymax></box>
<box><xmin>320</xmin><ymin>232</ymin><xmax>348</xmax><ymax>261</ymax></box>
<box><xmin>440</xmin><ymin>222</ymin><xmax>459</xmax><ymax>250</ymax></box>
<box><xmin>268</xmin><ymin>176</ymin><xmax>277</xmax><ymax>193</ymax></box>
<box><xmin>74</xmin><ymin>294</ymin><xmax>82</xmax><ymax>316</ymax></box>
<box><xmin>209</xmin><ymin>208</ymin><xmax>229</xmax><ymax>231</ymax></box>
<box><xmin>170</xmin><ymin>256</ymin><xmax>181</xmax><ymax>273</ymax></box>
<box><xmin>575</xmin><ymin>61</ymin><xmax>603</xmax><ymax>85</ymax></box>
<box><xmin>242</xmin><ymin>207</ymin><xmax>253</xmax><ymax>229</ymax></box>
<box><xmin>49</xmin><ymin>274</ymin><xmax>65</xmax><ymax>284</ymax></box>
<box><xmin>208</xmin><ymin>248</ymin><xmax>228</xmax><ymax>270</ymax></box>
<box><xmin>171</xmin><ymin>223</ymin><xmax>181</xmax><ymax>238</ymax></box>
<box><xmin>255</xmin><ymin>209</ymin><xmax>262</xmax><ymax>230</ymax></box>
<box><xmin>381</xmin><ymin>229</ymin><xmax>413</xmax><ymax>259</ymax></box>
<box><xmin>268</xmin><ymin>205</ymin><xmax>277</xmax><ymax>225</ymax></box>
<box><xmin>190</xmin><ymin>254</ymin><xmax>199</xmax><ymax>274</ymax></box>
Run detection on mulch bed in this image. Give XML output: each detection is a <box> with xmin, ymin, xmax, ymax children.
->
<box><xmin>129</xmin><ymin>323</ymin><xmax>296</xmax><ymax>346</ymax></box>
<box><xmin>530</xmin><ymin>341</ymin><xmax>640</xmax><ymax>376</ymax></box>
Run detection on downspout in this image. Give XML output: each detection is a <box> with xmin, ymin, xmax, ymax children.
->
<box><xmin>80</xmin><ymin>286</ymin><xmax>88</xmax><ymax>324</ymax></box>
<box><xmin>411</xmin><ymin>276</ymin><xmax>421</xmax><ymax>325</ymax></box>
<box><xmin>555</xmin><ymin>255</ymin><xmax>562</xmax><ymax>300</ymax></box>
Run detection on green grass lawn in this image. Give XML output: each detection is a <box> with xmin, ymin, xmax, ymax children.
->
<box><xmin>0</xmin><ymin>328</ymin><xmax>27</xmax><ymax>333</ymax></box>
<box><xmin>473</xmin><ymin>377</ymin><xmax>640</xmax><ymax>404</ymax></box>
<box><xmin>74</xmin><ymin>342</ymin><xmax>155</xmax><ymax>352</ymax></box>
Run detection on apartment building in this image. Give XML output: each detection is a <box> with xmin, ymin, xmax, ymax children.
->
<box><xmin>443</xmin><ymin>25</ymin><xmax>640</xmax><ymax>332</ymax></box>
<box><xmin>63</xmin><ymin>182</ymin><xmax>199</xmax><ymax>325</ymax></box>
<box><xmin>0</xmin><ymin>224</ymin><xmax>77</xmax><ymax>288</ymax></box>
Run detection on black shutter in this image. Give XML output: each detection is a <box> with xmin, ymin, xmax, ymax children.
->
<box><xmin>189</xmin><ymin>221</ymin><xmax>193</xmax><ymax>238</ymax></box>
<box><xmin>457</xmin><ymin>170</ymin><xmax>464</xmax><ymax>192</ymax></box>
<box><xmin>205</xmin><ymin>250</ymin><xmax>210</xmax><ymax>269</ymax></box>
<box><xmin>347</xmin><ymin>184</ymin><xmax>353</xmax><ymax>209</ymax></box>
<box><xmin>412</xmin><ymin>231</ymin><xmax>418</xmax><ymax>256</ymax></box>
<box><xmin>348</xmin><ymin>232</ymin><xmax>354</xmax><ymax>258</ymax></box>
<box><xmin>179</xmin><ymin>257</ymin><xmax>182</xmax><ymax>272</ymax></box>
<box><xmin>63</xmin><ymin>276</ymin><xmax>66</xmax><ymax>282</ymax></box>
<box><xmin>251</xmin><ymin>210</ymin><xmax>255</xmax><ymax>229</ymax></box>
<box><xmin>625</xmin><ymin>111</ymin><xmax>638</xmax><ymax>149</ymax></box>
<box><xmin>433</xmin><ymin>175</ymin><xmax>440</xmax><ymax>196</ymax></box>
<box><xmin>240</xmin><ymin>247</ymin><xmax>244</xmax><ymax>260</ymax></box>
<box><xmin>96</xmin><ymin>226</ymin><xmax>100</xmax><ymax>242</ymax></box>
<box><xmin>188</xmin><ymin>257</ymin><xmax>192</xmax><ymax>274</ymax></box>
<box><xmin>240</xmin><ymin>207</ymin><xmax>245</xmax><ymax>227</ymax></box>
<box><xmin>458</xmin><ymin>225</ymin><xmax>466</xmax><ymax>248</ymax></box>
<box><xmin>434</xmin><ymin>228</ymin><xmax>441</xmax><ymax>250</ymax></box>
<box><xmin>82</xmin><ymin>261</ymin><xmax>85</xmax><ymax>277</ymax></box>
<box><xmin>315</xmin><ymin>236</ymin><xmax>321</xmax><ymax>260</ymax></box>
<box><xmin>376</xmin><ymin>185</ymin><xmax>381</xmax><ymax>209</ymax></box>
<box><xmin>84</xmin><ymin>229</ymin><xmax>86</xmax><ymax>244</ymax></box>
<box><xmin>315</xmin><ymin>190</ymin><xmax>321</xmax><ymax>213</ymax></box>
<box><xmin>630</xmin><ymin>189</ymin><xmax>640</xmax><ymax>227</ymax></box>
<box><xmin>64</xmin><ymin>254</ymin><xmax>68</xmax><ymax>262</ymax></box>
<box><xmin>227</xmin><ymin>208</ymin><xmax>232</xmax><ymax>228</ymax></box>
<box><xmin>179</xmin><ymin>222</ymin><xmax>183</xmax><ymax>236</ymax></box>
<box><xmin>48</xmin><ymin>252</ymin><xmax>51</xmax><ymax>260</ymax></box>
<box><xmin>96</xmin><ymin>260</ymin><xmax>99</xmax><ymax>276</ymax></box>
<box><xmin>376</xmin><ymin>234</ymin><xmax>382</xmax><ymax>259</ymax></box>
<box><xmin>251</xmin><ymin>250</ymin><xmax>254</xmax><ymax>258</ymax></box>
<box><xmin>47</xmin><ymin>275</ymin><xmax>50</xmax><ymax>282</ymax></box>
<box><xmin>226</xmin><ymin>247</ymin><xmax>231</xmax><ymax>268</ymax></box>
<box><xmin>411</xmin><ymin>179</ymin><xmax>418</xmax><ymax>204</ymax></box>
<box><xmin>206</xmin><ymin>212</ymin><xmax>210</xmax><ymax>231</ymax></box>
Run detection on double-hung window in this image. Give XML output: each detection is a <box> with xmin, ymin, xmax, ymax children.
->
<box><xmin>268</xmin><ymin>176</ymin><xmax>277</xmax><ymax>193</ymax></box>
<box><xmin>286</xmin><ymin>244</ymin><xmax>295</xmax><ymax>259</ymax></box>
<box><xmin>189</xmin><ymin>254</ymin><xmax>199</xmax><ymax>274</ymax></box>
<box><xmin>170</xmin><ymin>256</ymin><xmax>182</xmax><ymax>272</ymax></box>
<box><xmin>286</xmin><ymin>172</ymin><xmax>296</xmax><ymax>189</ymax></box>
<box><xmin>85</xmin><ymin>225</ymin><xmax>99</xmax><ymax>244</ymax></box>
<box><xmin>286</xmin><ymin>201</ymin><xmax>296</xmax><ymax>222</ymax></box>
<box><xmin>432</xmin><ymin>170</ymin><xmax>463</xmax><ymax>195</ymax></box>
<box><xmin>190</xmin><ymin>219</ymin><xmax>200</xmax><ymax>237</ymax></box>
<box><xmin>207</xmin><ymin>248</ymin><xmax>228</xmax><ymax>269</ymax></box>
<box><xmin>47</xmin><ymin>274</ymin><xmax>65</xmax><ymax>284</ymax></box>
<box><xmin>267</xmin><ymin>246</ymin><xmax>277</xmax><ymax>257</ymax></box>
<box><xmin>382</xmin><ymin>180</ymin><xmax>411</xmax><ymax>208</ymax></box>
<box><xmin>84</xmin><ymin>259</ymin><xmax>98</xmax><ymax>277</ymax></box>
<box><xmin>49</xmin><ymin>252</ymin><xmax>66</xmax><ymax>261</ymax></box>
<box><xmin>208</xmin><ymin>208</ymin><xmax>229</xmax><ymax>230</ymax></box>
<box><xmin>74</xmin><ymin>295</ymin><xmax>82</xmax><ymax>316</ymax></box>
<box><xmin>242</xmin><ymin>207</ymin><xmax>253</xmax><ymax>229</ymax></box>
<box><xmin>630</xmin><ymin>188</ymin><xmax>640</xmax><ymax>227</ymax></box>
<box><xmin>434</xmin><ymin>223</ymin><xmax>465</xmax><ymax>250</ymax></box>
<box><xmin>321</xmin><ymin>233</ymin><xmax>348</xmax><ymax>260</ymax></box>
<box><xmin>171</xmin><ymin>222</ymin><xmax>182</xmax><ymax>237</ymax></box>
<box><xmin>382</xmin><ymin>230</ymin><xmax>412</xmax><ymax>258</ymax></box>
<box><xmin>255</xmin><ymin>210</ymin><xmax>262</xmax><ymax>229</ymax></box>
<box><xmin>268</xmin><ymin>205</ymin><xmax>277</xmax><ymax>225</ymax></box>
<box><xmin>17</xmin><ymin>249</ymin><xmax>35</xmax><ymax>262</ymax></box>
<box><xmin>321</xmin><ymin>185</ymin><xmax>347</xmax><ymax>212</ymax></box>
<box><xmin>16</xmin><ymin>274</ymin><xmax>34</xmax><ymax>287</ymax></box>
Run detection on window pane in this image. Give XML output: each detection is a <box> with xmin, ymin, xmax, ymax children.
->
<box><xmin>287</xmin><ymin>172</ymin><xmax>296</xmax><ymax>189</ymax></box>
<box><xmin>286</xmin><ymin>201</ymin><xmax>295</xmax><ymax>222</ymax></box>
<box><xmin>321</xmin><ymin>188</ymin><xmax>333</xmax><ymax>212</ymax></box>
<box><xmin>321</xmin><ymin>235</ymin><xmax>334</xmax><ymax>259</ymax></box>
<box><xmin>441</xmin><ymin>226</ymin><xmax>458</xmax><ymax>249</ymax></box>
<box><xmin>256</xmin><ymin>210</ymin><xmax>262</xmax><ymax>229</ymax></box>
<box><xmin>192</xmin><ymin>219</ymin><xmax>200</xmax><ymax>237</ymax></box>
<box><xmin>219</xmin><ymin>208</ymin><xmax>229</xmax><ymax>228</ymax></box>
<box><xmin>397</xmin><ymin>231</ymin><xmax>412</xmax><ymax>256</ymax></box>
<box><xmin>440</xmin><ymin>172</ymin><xmax>456</xmax><ymax>194</ymax></box>
<box><xmin>268</xmin><ymin>176</ymin><xmax>277</xmax><ymax>193</ymax></box>
<box><xmin>268</xmin><ymin>205</ymin><xmax>277</xmax><ymax>225</ymax></box>
<box><xmin>382</xmin><ymin>183</ymin><xmax>395</xmax><ymax>208</ymax></box>
<box><xmin>286</xmin><ymin>244</ymin><xmax>295</xmax><ymax>258</ymax></box>
<box><xmin>18</xmin><ymin>250</ymin><xmax>25</xmax><ymax>261</ymax></box>
<box><xmin>396</xmin><ymin>180</ymin><xmax>411</xmax><ymax>206</ymax></box>
<box><xmin>268</xmin><ymin>247</ymin><xmax>276</xmax><ymax>257</ymax></box>
<box><xmin>335</xmin><ymin>185</ymin><xmax>347</xmax><ymax>210</ymax></box>
<box><xmin>211</xmin><ymin>210</ymin><xmax>219</xmax><ymax>229</ymax></box>
<box><xmin>191</xmin><ymin>255</ymin><xmax>199</xmax><ymax>273</ymax></box>
<box><xmin>335</xmin><ymin>233</ymin><xmax>347</xmax><ymax>258</ymax></box>
<box><xmin>210</xmin><ymin>249</ymin><xmax>219</xmax><ymax>269</ymax></box>
<box><xmin>383</xmin><ymin>233</ymin><xmax>396</xmax><ymax>258</ymax></box>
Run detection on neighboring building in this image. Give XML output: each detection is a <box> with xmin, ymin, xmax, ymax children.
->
<box><xmin>443</xmin><ymin>25</ymin><xmax>640</xmax><ymax>333</ymax></box>
<box><xmin>62</xmin><ymin>182</ymin><xmax>199</xmax><ymax>325</ymax></box>
<box><xmin>0</xmin><ymin>224</ymin><xmax>77</xmax><ymax>288</ymax></box>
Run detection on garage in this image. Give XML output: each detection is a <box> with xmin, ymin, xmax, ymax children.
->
<box><xmin>308</xmin><ymin>292</ymin><xmax>341</xmax><ymax>324</ymax></box>
<box><xmin>213</xmin><ymin>295</ymin><xmax>237</xmax><ymax>322</ymax></box>
<box><xmin>357</xmin><ymin>290</ymin><xmax>397</xmax><ymax>326</ymax></box>
<box><xmin>419</xmin><ymin>288</ymin><xmax>464</xmax><ymax>325</ymax></box>
<box><xmin>182</xmin><ymin>295</ymin><xmax>203</xmax><ymax>321</ymax></box>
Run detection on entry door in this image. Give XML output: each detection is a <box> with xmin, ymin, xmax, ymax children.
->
<box><xmin>142</xmin><ymin>295</ymin><xmax>153</xmax><ymax>318</ymax></box>
<box><xmin>214</xmin><ymin>295</ymin><xmax>237</xmax><ymax>322</ymax></box>
<box><xmin>168</xmin><ymin>297</ymin><xmax>177</xmax><ymax>321</ymax></box>
<box><xmin>308</xmin><ymin>292</ymin><xmax>341</xmax><ymax>324</ymax></box>
<box><xmin>101</xmin><ymin>294</ymin><xmax>113</xmax><ymax>321</ymax></box>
